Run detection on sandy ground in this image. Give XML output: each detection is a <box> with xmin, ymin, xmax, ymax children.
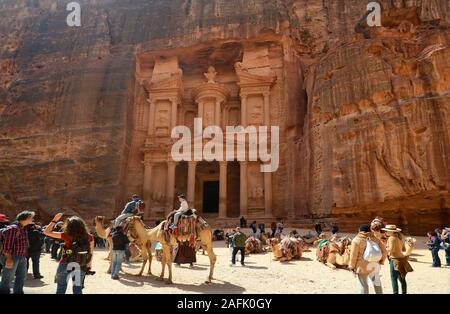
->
<box><xmin>22</xmin><ymin>230</ymin><xmax>450</xmax><ymax>294</ymax></box>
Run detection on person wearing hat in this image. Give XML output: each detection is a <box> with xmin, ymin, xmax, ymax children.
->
<box><xmin>169</xmin><ymin>194</ymin><xmax>189</xmax><ymax>229</ymax></box>
<box><xmin>383</xmin><ymin>225</ymin><xmax>413</xmax><ymax>294</ymax></box>
<box><xmin>348</xmin><ymin>224</ymin><xmax>387</xmax><ymax>294</ymax></box>
<box><xmin>114</xmin><ymin>194</ymin><xmax>141</xmax><ymax>228</ymax></box>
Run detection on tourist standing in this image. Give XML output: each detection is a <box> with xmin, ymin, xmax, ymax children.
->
<box><xmin>427</xmin><ymin>231</ymin><xmax>442</xmax><ymax>267</ymax></box>
<box><xmin>331</xmin><ymin>223</ymin><xmax>339</xmax><ymax>236</ymax></box>
<box><xmin>348</xmin><ymin>224</ymin><xmax>387</xmax><ymax>294</ymax></box>
<box><xmin>383</xmin><ymin>225</ymin><xmax>413</xmax><ymax>294</ymax></box>
<box><xmin>44</xmin><ymin>213</ymin><xmax>94</xmax><ymax>294</ymax></box>
<box><xmin>0</xmin><ymin>214</ymin><xmax>10</xmax><ymax>275</ymax></box>
<box><xmin>270</xmin><ymin>222</ymin><xmax>277</xmax><ymax>237</ymax></box>
<box><xmin>314</xmin><ymin>222</ymin><xmax>322</xmax><ymax>237</ymax></box>
<box><xmin>0</xmin><ymin>211</ymin><xmax>35</xmax><ymax>294</ymax></box>
<box><xmin>230</xmin><ymin>227</ymin><xmax>246</xmax><ymax>267</ymax></box>
<box><xmin>442</xmin><ymin>228</ymin><xmax>450</xmax><ymax>266</ymax></box>
<box><xmin>50</xmin><ymin>221</ymin><xmax>64</xmax><ymax>260</ymax></box>
<box><xmin>250</xmin><ymin>221</ymin><xmax>257</xmax><ymax>236</ymax></box>
<box><xmin>174</xmin><ymin>241</ymin><xmax>196</xmax><ymax>268</ymax></box>
<box><xmin>240</xmin><ymin>216</ymin><xmax>247</xmax><ymax>228</ymax></box>
<box><xmin>26</xmin><ymin>223</ymin><xmax>44</xmax><ymax>279</ymax></box>
<box><xmin>110</xmin><ymin>227</ymin><xmax>129</xmax><ymax>280</ymax></box>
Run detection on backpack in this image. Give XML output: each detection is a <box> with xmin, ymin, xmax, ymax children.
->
<box><xmin>62</xmin><ymin>238</ymin><xmax>92</xmax><ymax>269</ymax></box>
<box><xmin>0</xmin><ymin>224</ymin><xmax>16</xmax><ymax>255</ymax></box>
<box><xmin>364</xmin><ymin>239</ymin><xmax>382</xmax><ymax>262</ymax></box>
<box><xmin>0</xmin><ymin>227</ymin><xmax>7</xmax><ymax>255</ymax></box>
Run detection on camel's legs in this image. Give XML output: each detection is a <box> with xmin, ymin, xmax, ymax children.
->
<box><xmin>146</xmin><ymin>242</ymin><xmax>153</xmax><ymax>276</ymax></box>
<box><xmin>162</xmin><ymin>244</ymin><xmax>173</xmax><ymax>284</ymax></box>
<box><xmin>204</xmin><ymin>243</ymin><xmax>216</xmax><ymax>283</ymax></box>
<box><xmin>159</xmin><ymin>249</ymin><xmax>166</xmax><ymax>281</ymax></box>
<box><xmin>138</xmin><ymin>243</ymin><xmax>148</xmax><ymax>276</ymax></box>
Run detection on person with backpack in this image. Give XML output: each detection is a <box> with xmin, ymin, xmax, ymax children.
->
<box><xmin>43</xmin><ymin>213</ymin><xmax>94</xmax><ymax>294</ymax></box>
<box><xmin>0</xmin><ymin>211</ymin><xmax>35</xmax><ymax>294</ymax></box>
<box><xmin>348</xmin><ymin>224</ymin><xmax>387</xmax><ymax>294</ymax></box>
<box><xmin>110</xmin><ymin>226</ymin><xmax>129</xmax><ymax>280</ymax></box>
<box><xmin>0</xmin><ymin>214</ymin><xmax>10</xmax><ymax>275</ymax></box>
<box><xmin>383</xmin><ymin>225</ymin><xmax>413</xmax><ymax>294</ymax></box>
<box><xmin>230</xmin><ymin>227</ymin><xmax>247</xmax><ymax>267</ymax></box>
<box><xmin>26</xmin><ymin>223</ymin><xmax>44</xmax><ymax>279</ymax></box>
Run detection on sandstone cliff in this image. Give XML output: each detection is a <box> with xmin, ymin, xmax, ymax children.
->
<box><xmin>0</xmin><ymin>0</ymin><xmax>448</xmax><ymax>234</ymax></box>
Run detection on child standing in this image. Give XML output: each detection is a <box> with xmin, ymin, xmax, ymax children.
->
<box><xmin>111</xmin><ymin>227</ymin><xmax>129</xmax><ymax>280</ymax></box>
<box><xmin>427</xmin><ymin>231</ymin><xmax>442</xmax><ymax>267</ymax></box>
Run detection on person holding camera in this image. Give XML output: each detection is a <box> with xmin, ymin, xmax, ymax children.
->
<box><xmin>43</xmin><ymin>213</ymin><xmax>94</xmax><ymax>294</ymax></box>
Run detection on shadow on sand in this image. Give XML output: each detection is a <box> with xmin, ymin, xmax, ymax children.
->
<box><xmin>118</xmin><ymin>273</ymin><xmax>246</xmax><ymax>293</ymax></box>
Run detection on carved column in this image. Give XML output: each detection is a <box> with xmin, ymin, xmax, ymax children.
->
<box><xmin>166</xmin><ymin>161</ymin><xmax>177</xmax><ymax>215</ymax></box>
<box><xmin>219</xmin><ymin>162</ymin><xmax>227</xmax><ymax>218</ymax></box>
<box><xmin>171</xmin><ymin>98</ymin><xmax>178</xmax><ymax>131</ymax></box>
<box><xmin>264</xmin><ymin>169</ymin><xmax>273</xmax><ymax>217</ymax></box>
<box><xmin>187</xmin><ymin>161</ymin><xmax>197</xmax><ymax>206</ymax></box>
<box><xmin>148</xmin><ymin>100</ymin><xmax>156</xmax><ymax>136</ymax></box>
<box><xmin>240</xmin><ymin>161</ymin><xmax>248</xmax><ymax>216</ymax></box>
<box><xmin>263</xmin><ymin>92</ymin><xmax>270</xmax><ymax>126</ymax></box>
<box><xmin>143</xmin><ymin>160</ymin><xmax>153</xmax><ymax>217</ymax></box>
<box><xmin>240</xmin><ymin>93</ymin><xmax>247</xmax><ymax>127</ymax></box>
<box><xmin>198</xmin><ymin>102</ymin><xmax>204</xmax><ymax>120</ymax></box>
<box><xmin>215</xmin><ymin>100</ymin><xmax>221</xmax><ymax>127</ymax></box>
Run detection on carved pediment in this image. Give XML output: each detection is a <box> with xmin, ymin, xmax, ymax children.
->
<box><xmin>143</xmin><ymin>71</ymin><xmax>183</xmax><ymax>93</ymax></box>
<box><xmin>234</xmin><ymin>62</ymin><xmax>277</xmax><ymax>87</ymax></box>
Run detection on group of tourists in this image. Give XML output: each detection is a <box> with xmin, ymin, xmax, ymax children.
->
<box><xmin>427</xmin><ymin>227</ymin><xmax>450</xmax><ymax>267</ymax></box>
<box><xmin>0</xmin><ymin>210</ymin><xmax>94</xmax><ymax>294</ymax></box>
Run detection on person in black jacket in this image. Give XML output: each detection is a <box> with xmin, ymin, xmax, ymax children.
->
<box><xmin>110</xmin><ymin>227</ymin><xmax>129</xmax><ymax>280</ymax></box>
<box><xmin>0</xmin><ymin>214</ymin><xmax>10</xmax><ymax>275</ymax></box>
<box><xmin>26</xmin><ymin>223</ymin><xmax>44</xmax><ymax>279</ymax></box>
<box><xmin>315</xmin><ymin>222</ymin><xmax>322</xmax><ymax>237</ymax></box>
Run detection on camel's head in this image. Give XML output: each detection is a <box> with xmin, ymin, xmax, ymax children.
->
<box><xmin>267</xmin><ymin>238</ymin><xmax>280</xmax><ymax>248</ymax></box>
<box><xmin>94</xmin><ymin>216</ymin><xmax>105</xmax><ymax>225</ymax></box>
<box><xmin>405</xmin><ymin>237</ymin><xmax>416</xmax><ymax>246</ymax></box>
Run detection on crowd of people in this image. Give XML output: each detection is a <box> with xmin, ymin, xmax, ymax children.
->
<box><xmin>1</xmin><ymin>204</ymin><xmax>448</xmax><ymax>294</ymax></box>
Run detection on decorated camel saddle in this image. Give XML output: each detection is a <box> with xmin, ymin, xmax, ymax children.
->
<box><xmin>162</xmin><ymin>209</ymin><xmax>209</xmax><ymax>246</ymax></box>
<box><xmin>245</xmin><ymin>236</ymin><xmax>266</xmax><ymax>254</ymax></box>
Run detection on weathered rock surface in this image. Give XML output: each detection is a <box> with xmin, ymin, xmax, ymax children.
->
<box><xmin>0</xmin><ymin>0</ymin><xmax>448</xmax><ymax>233</ymax></box>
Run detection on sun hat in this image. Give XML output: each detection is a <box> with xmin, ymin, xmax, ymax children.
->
<box><xmin>382</xmin><ymin>224</ymin><xmax>402</xmax><ymax>232</ymax></box>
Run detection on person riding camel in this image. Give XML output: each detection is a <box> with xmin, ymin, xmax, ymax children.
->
<box><xmin>114</xmin><ymin>194</ymin><xmax>141</xmax><ymax>228</ymax></box>
<box><xmin>169</xmin><ymin>194</ymin><xmax>189</xmax><ymax>230</ymax></box>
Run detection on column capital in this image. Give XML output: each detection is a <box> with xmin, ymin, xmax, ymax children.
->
<box><xmin>188</xmin><ymin>160</ymin><xmax>198</xmax><ymax>166</ymax></box>
<box><xmin>239</xmin><ymin>161</ymin><xmax>248</xmax><ymax>166</ymax></box>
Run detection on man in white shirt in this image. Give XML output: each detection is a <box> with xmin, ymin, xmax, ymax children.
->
<box><xmin>170</xmin><ymin>194</ymin><xmax>189</xmax><ymax>229</ymax></box>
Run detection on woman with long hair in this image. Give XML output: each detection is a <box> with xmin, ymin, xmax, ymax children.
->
<box><xmin>44</xmin><ymin>213</ymin><xmax>94</xmax><ymax>294</ymax></box>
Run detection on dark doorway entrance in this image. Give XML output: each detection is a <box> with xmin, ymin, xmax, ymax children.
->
<box><xmin>203</xmin><ymin>181</ymin><xmax>219</xmax><ymax>213</ymax></box>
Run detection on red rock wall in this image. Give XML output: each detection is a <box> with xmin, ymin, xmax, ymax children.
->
<box><xmin>0</xmin><ymin>0</ymin><xmax>448</xmax><ymax>233</ymax></box>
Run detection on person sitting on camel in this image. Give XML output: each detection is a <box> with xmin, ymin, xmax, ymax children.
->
<box><xmin>169</xmin><ymin>194</ymin><xmax>189</xmax><ymax>230</ymax></box>
<box><xmin>114</xmin><ymin>194</ymin><xmax>141</xmax><ymax>228</ymax></box>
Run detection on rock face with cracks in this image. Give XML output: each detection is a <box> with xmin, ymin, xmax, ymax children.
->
<box><xmin>0</xmin><ymin>0</ymin><xmax>448</xmax><ymax>234</ymax></box>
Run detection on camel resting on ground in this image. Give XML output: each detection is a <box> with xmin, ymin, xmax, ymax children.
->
<box><xmin>316</xmin><ymin>237</ymin><xmax>352</xmax><ymax>270</ymax></box>
<box><xmin>268</xmin><ymin>237</ymin><xmax>306</xmax><ymax>262</ymax></box>
<box><xmin>245</xmin><ymin>236</ymin><xmax>266</xmax><ymax>254</ymax></box>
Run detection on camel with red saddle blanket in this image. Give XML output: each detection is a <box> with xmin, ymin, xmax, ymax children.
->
<box><xmin>268</xmin><ymin>236</ymin><xmax>306</xmax><ymax>262</ymax></box>
<box><xmin>125</xmin><ymin>211</ymin><xmax>216</xmax><ymax>284</ymax></box>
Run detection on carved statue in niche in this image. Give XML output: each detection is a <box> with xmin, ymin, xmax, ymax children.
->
<box><xmin>203</xmin><ymin>101</ymin><xmax>215</xmax><ymax>126</ymax></box>
<box><xmin>248</xmin><ymin>96</ymin><xmax>264</xmax><ymax>126</ymax></box>
<box><xmin>250</xmin><ymin>186</ymin><xmax>264</xmax><ymax>200</ymax></box>
<box><xmin>151</xmin><ymin>191</ymin><xmax>166</xmax><ymax>203</ymax></box>
<box><xmin>204</xmin><ymin>66</ymin><xmax>217</xmax><ymax>83</ymax></box>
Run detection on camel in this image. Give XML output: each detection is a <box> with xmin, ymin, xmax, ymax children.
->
<box><xmin>126</xmin><ymin>215</ymin><xmax>216</xmax><ymax>284</ymax></box>
<box><xmin>268</xmin><ymin>237</ymin><xmax>305</xmax><ymax>262</ymax></box>
<box><xmin>94</xmin><ymin>216</ymin><xmax>113</xmax><ymax>272</ymax></box>
<box><xmin>316</xmin><ymin>237</ymin><xmax>352</xmax><ymax>269</ymax></box>
<box><xmin>404</xmin><ymin>237</ymin><xmax>416</xmax><ymax>257</ymax></box>
<box><xmin>245</xmin><ymin>236</ymin><xmax>266</xmax><ymax>254</ymax></box>
<box><xmin>94</xmin><ymin>216</ymin><xmax>142</xmax><ymax>273</ymax></box>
